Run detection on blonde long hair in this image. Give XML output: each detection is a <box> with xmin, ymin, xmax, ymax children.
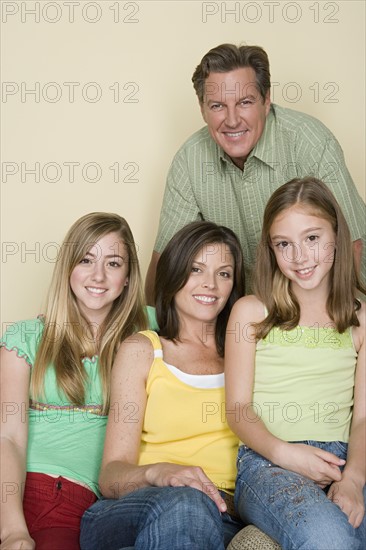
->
<box><xmin>30</xmin><ymin>212</ymin><xmax>147</xmax><ymax>413</ymax></box>
<box><xmin>254</xmin><ymin>178</ymin><xmax>365</xmax><ymax>340</ymax></box>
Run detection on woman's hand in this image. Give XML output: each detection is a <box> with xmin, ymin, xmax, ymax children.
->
<box><xmin>328</xmin><ymin>477</ymin><xmax>365</xmax><ymax>528</ymax></box>
<box><xmin>0</xmin><ymin>532</ymin><xmax>35</xmax><ymax>550</ymax></box>
<box><xmin>280</xmin><ymin>443</ymin><xmax>345</xmax><ymax>487</ymax></box>
<box><xmin>145</xmin><ymin>462</ymin><xmax>227</xmax><ymax>512</ymax></box>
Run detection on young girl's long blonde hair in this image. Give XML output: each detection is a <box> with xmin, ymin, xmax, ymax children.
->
<box><xmin>30</xmin><ymin>212</ymin><xmax>147</xmax><ymax>413</ymax></box>
<box><xmin>254</xmin><ymin>177</ymin><xmax>365</xmax><ymax>340</ymax></box>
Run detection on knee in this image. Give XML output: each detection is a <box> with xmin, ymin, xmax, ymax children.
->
<box><xmin>148</xmin><ymin>486</ymin><xmax>220</xmax><ymax>523</ymax></box>
<box><xmin>154</xmin><ymin>487</ymin><xmax>224</xmax><ymax>547</ymax></box>
<box><xmin>290</xmin><ymin>511</ymin><xmax>360</xmax><ymax>550</ymax></box>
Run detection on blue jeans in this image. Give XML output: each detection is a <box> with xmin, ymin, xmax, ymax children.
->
<box><xmin>80</xmin><ymin>486</ymin><xmax>243</xmax><ymax>550</ymax></box>
<box><xmin>235</xmin><ymin>441</ymin><xmax>366</xmax><ymax>550</ymax></box>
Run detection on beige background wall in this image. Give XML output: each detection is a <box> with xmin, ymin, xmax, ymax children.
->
<box><xmin>1</xmin><ymin>0</ymin><xmax>365</xmax><ymax>325</ymax></box>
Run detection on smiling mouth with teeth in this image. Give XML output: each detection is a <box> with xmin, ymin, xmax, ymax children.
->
<box><xmin>296</xmin><ymin>267</ymin><xmax>316</xmax><ymax>275</ymax></box>
<box><xmin>193</xmin><ymin>295</ymin><xmax>217</xmax><ymax>303</ymax></box>
<box><xmin>86</xmin><ymin>287</ymin><xmax>107</xmax><ymax>294</ymax></box>
<box><xmin>225</xmin><ymin>131</ymin><xmax>246</xmax><ymax>137</ymax></box>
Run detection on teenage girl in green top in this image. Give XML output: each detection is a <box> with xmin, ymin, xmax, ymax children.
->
<box><xmin>225</xmin><ymin>177</ymin><xmax>365</xmax><ymax>550</ymax></box>
<box><xmin>0</xmin><ymin>212</ymin><xmax>147</xmax><ymax>550</ymax></box>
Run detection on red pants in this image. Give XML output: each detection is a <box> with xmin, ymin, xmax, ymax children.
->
<box><xmin>23</xmin><ymin>472</ymin><xmax>97</xmax><ymax>550</ymax></box>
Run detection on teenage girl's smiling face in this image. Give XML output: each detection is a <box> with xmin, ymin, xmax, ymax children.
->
<box><xmin>70</xmin><ymin>231</ymin><xmax>129</xmax><ymax>324</ymax></box>
<box><xmin>174</xmin><ymin>241</ymin><xmax>235</xmax><ymax>325</ymax></box>
<box><xmin>270</xmin><ymin>206</ymin><xmax>336</xmax><ymax>295</ymax></box>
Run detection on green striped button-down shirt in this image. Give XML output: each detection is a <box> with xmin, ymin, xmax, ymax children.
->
<box><xmin>155</xmin><ymin>103</ymin><xmax>365</xmax><ymax>292</ymax></box>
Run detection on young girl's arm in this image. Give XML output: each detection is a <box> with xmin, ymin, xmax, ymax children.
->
<box><xmin>0</xmin><ymin>348</ymin><xmax>34</xmax><ymax>550</ymax></box>
<box><xmin>225</xmin><ymin>296</ymin><xmax>345</xmax><ymax>487</ymax></box>
<box><xmin>99</xmin><ymin>333</ymin><xmax>227</xmax><ymax>513</ymax></box>
<box><xmin>327</xmin><ymin>304</ymin><xmax>366</xmax><ymax>528</ymax></box>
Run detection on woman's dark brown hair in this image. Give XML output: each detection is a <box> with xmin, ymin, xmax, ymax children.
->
<box><xmin>155</xmin><ymin>221</ymin><xmax>245</xmax><ymax>356</ymax></box>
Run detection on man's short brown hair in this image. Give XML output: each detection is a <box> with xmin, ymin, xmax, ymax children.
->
<box><xmin>192</xmin><ymin>43</ymin><xmax>271</xmax><ymax>103</ymax></box>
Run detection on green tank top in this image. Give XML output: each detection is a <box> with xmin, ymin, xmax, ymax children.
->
<box><xmin>253</xmin><ymin>325</ymin><xmax>357</xmax><ymax>442</ymax></box>
<box><xmin>1</xmin><ymin>318</ymin><xmax>107</xmax><ymax>495</ymax></box>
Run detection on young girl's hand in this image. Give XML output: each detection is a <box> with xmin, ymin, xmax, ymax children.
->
<box><xmin>327</xmin><ymin>477</ymin><xmax>365</xmax><ymax>528</ymax></box>
<box><xmin>0</xmin><ymin>532</ymin><xmax>35</xmax><ymax>550</ymax></box>
<box><xmin>282</xmin><ymin>443</ymin><xmax>345</xmax><ymax>487</ymax></box>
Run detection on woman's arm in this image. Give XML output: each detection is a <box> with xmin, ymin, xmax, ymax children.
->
<box><xmin>328</xmin><ymin>304</ymin><xmax>366</xmax><ymax>527</ymax></box>
<box><xmin>98</xmin><ymin>333</ymin><xmax>151</xmax><ymax>497</ymax></box>
<box><xmin>225</xmin><ymin>296</ymin><xmax>345</xmax><ymax>487</ymax></box>
<box><xmin>99</xmin><ymin>333</ymin><xmax>226</xmax><ymax>512</ymax></box>
<box><xmin>0</xmin><ymin>348</ymin><xmax>34</xmax><ymax>550</ymax></box>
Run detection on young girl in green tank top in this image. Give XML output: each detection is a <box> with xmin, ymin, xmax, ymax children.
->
<box><xmin>225</xmin><ymin>177</ymin><xmax>366</xmax><ymax>550</ymax></box>
<box><xmin>0</xmin><ymin>212</ymin><xmax>147</xmax><ymax>550</ymax></box>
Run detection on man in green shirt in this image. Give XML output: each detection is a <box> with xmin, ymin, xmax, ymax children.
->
<box><xmin>145</xmin><ymin>44</ymin><xmax>365</xmax><ymax>301</ymax></box>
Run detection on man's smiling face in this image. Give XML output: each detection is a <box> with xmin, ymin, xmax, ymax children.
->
<box><xmin>200</xmin><ymin>67</ymin><xmax>270</xmax><ymax>170</ymax></box>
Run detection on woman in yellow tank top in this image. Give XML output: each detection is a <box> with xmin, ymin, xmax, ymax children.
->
<box><xmin>80</xmin><ymin>221</ymin><xmax>246</xmax><ymax>550</ymax></box>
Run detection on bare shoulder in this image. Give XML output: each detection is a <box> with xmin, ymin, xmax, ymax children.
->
<box><xmin>226</xmin><ymin>295</ymin><xmax>266</xmax><ymax>348</ymax></box>
<box><xmin>230</xmin><ymin>294</ymin><xmax>266</xmax><ymax>324</ymax></box>
<box><xmin>112</xmin><ymin>332</ymin><xmax>155</xmax><ymax>380</ymax></box>
<box><xmin>116</xmin><ymin>332</ymin><xmax>155</xmax><ymax>358</ymax></box>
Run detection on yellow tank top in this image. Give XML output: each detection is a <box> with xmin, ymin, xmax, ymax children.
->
<box><xmin>138</xmin><ymin>330</ymin><xmax>238</xmax><ymax>492</ymax></box>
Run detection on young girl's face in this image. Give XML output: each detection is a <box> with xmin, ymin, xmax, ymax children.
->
<box><xmin>270</xmin><ymin>205</ymin><xmax>336</xmax><ymax>294</ymax></box>
<box><xmin>70</xmin><ymin>231</ymin><xmax>129</xmax><ymax>324</ymax></box>
<box><xmin>174</xmin><ymin>241</ymin><xmax>235</xmax><ymax>325</ymax></box>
